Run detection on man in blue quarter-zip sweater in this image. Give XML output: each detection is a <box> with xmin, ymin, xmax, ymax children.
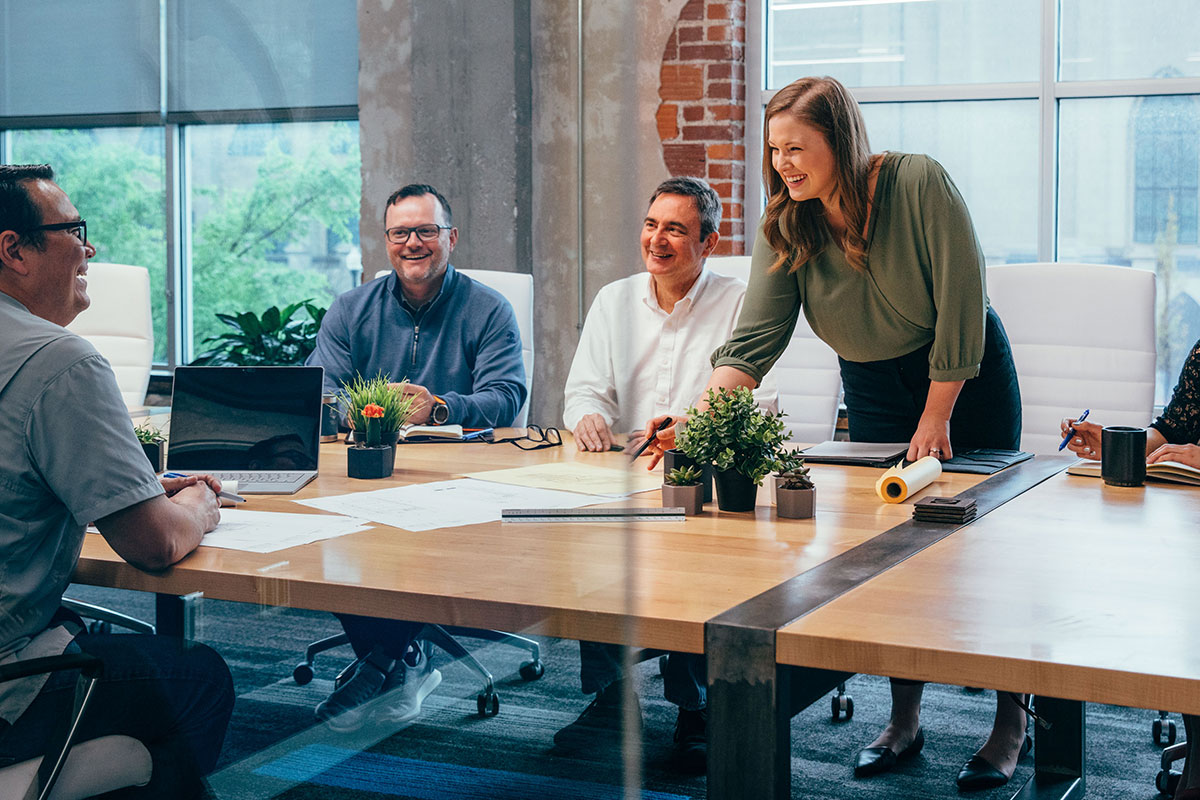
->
<box><xmin>306</xmin><ymin>183</ymin><xmax>526</xmax><ymax>731</ymax></box>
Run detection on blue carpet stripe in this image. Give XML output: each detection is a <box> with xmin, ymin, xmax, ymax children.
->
<box><xmin>254</xmin><ymin>744</ymin><xmax>692</xmax><ymax>800</ymax></box>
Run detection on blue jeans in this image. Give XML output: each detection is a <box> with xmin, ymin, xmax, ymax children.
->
<box><xmin>335</xmin><ymin>613</ymin><xmax>423</xmax><ymax>661</ymax></box>
<box><xmin>579</xmin><ymin>641</ymin><xmax>706</xmax><ymax>711</ymax></box>
<box><xmin>0</xmin><ymin>630</ymin><xmax>233</xmax><ymax>799</ymax></box>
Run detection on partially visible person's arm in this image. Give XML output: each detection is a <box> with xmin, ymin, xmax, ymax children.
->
<box><xmin>306</xmin><ymin>294</ymin><xmax>355</xmax><ymax>396</ymax></box>
<box><xmin>643</xmin><ymin>365</ymin><xmax>759</xmax><ymax>468</ymax></box>
<box><xmin>96</xmin><ymin>479</ymin><xmax>220</xmax><ymax>571</ymax></box>
<box><xmin>563</xmin><ymin>288</ymin><xmax>620</xmax><ymax>451</ymax></box>
<box><xmin>1062</xmin><ymin>417</ymin><xmax>1168</xmax><ymax>460</ymax></box>
<box><xmin>442</xmin><ymin>301</ymin><xmax>527</xmax><ymax>427</ymax></box>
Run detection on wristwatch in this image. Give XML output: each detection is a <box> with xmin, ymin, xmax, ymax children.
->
<box><xmin>430</xmin><ymin>396</ymin><xmax>450</xmax><ymax>425</ymax></box>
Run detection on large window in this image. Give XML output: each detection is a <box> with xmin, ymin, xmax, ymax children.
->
<box><xmin>759</xmin><ymin>0</ymin><xmax>1200</xmax><ymax>402</ymax></box>
<box><xmin>0</xmin><ymin>0</ymin><xmax>359</xmax><ymax>367</ymax></box>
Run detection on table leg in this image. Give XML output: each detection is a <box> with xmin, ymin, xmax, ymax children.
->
<box><xmin>155</xmin><ymin>592</ymin><xmax>202</xmax><ymax>638</ymax></box>
<box><xmin>1011</xmin><ymin>696</ymin><xmax>1086</xmax><ymax>800</ymax></box>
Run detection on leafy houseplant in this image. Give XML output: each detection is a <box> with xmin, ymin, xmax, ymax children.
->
<box><xmin>134</xmin><ymin>421</ymin><xmax>166</xmax><ymax>472</ymax></box>
<box><xmin>662</xmin><ymin>465</ymin><xmax>704</xmax><ymax>516</ymax></box>
<box><xmin>774</xmin><ymin>449</ymin><xmax>815</xmax><ymax>519</ymax></box>
<box><xmin>190</xmin><ymin>299</ymin><xmax>326</xmax><ymax>366</ymax></box>
<box><xmin>676</xmin><ymin>386</ymin><xmax>789</xmax><ymax>512</ymax></box>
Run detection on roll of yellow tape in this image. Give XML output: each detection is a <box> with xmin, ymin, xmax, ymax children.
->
<box><xmin>875</xmin><ymin>455</ymin><xmax>942</xmax><ymax>503</ymax></box>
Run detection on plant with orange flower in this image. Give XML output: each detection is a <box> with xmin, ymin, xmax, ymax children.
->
<box><xmin>338</xmin><ymin>372</ymin><xmax>420</xmax><ymax>446</ymax></box>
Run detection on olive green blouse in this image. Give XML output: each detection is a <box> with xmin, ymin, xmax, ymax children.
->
<box><xmin>712</xmin><ymin>152</ymin><xmax>987</xmax><ymax>383</ymax></box>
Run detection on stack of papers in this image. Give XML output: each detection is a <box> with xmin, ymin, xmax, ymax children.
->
<box><xmin>296</xmin><ymin>479</ymin><xmax>600</xmax><ymax>531</ymax></box>
<box><xmin>202</xmin><ymin>510</ymin><xmax>373</xmax><ymax>553</ymax></box>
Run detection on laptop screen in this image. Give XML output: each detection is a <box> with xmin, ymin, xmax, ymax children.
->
<box><xmin>167</xmin><ymin>366</ymin><xmax>323</xmax><ymax>471</ymax></box>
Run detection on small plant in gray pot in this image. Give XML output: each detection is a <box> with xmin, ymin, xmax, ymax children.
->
<box><xmin>134</xmin><ymin>421</ymin><xmax>166</xmax><ymax>472</ymax></box>
<box><xmin>774</xmin><ymin>449</ymin><xmax>815</xmax><ymax>519</ymax></box>
<box><xmin>662</xmin><ymin>465</ymin><xmax>705</xmax><ymax>516</ymax></box>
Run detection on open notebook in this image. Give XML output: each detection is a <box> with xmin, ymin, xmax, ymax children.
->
<box><xmin>1067</xmin><ymin>459</ymin><xmax>1200</xmax><ymax>486</ymax></box>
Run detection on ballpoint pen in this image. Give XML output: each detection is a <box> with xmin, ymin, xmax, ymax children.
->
<box><xmin>628</xmin><ymin>417</ymin><xmax>673</xmax><ymax>461</ymax></box>
<box><xmin>163</xmin><ymin>471</ymin><xmax>245</xmax><ymax>503</ymax></box>
<box><xmin>1058</xmin><ymin>408</ymin><xmax>1090</xmax><ymax>451</ymax></box>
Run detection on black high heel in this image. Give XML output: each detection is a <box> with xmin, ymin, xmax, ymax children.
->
<box><xmin>854</xmin><ymin>727</ymin><xmax>925</xmax><ymax>777</ymax></box>
<box><xmin>956</xmin><ymin>733</ymin><xmax>1032</xmax><ymax>792</ymax></box>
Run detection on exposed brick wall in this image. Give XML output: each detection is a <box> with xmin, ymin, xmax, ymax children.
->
<box><xmin>657</xmin><ymin>0</ymin><xmax>747</xmax><ymax>255</ymax></box>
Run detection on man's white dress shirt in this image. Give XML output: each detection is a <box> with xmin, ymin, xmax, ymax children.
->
<box><xmin>563</xmin><ymin>268</ymin><xmax>779</xmax><ymax>434</ymax></box>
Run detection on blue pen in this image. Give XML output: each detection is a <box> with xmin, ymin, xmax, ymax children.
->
<box><xmin>163</xmin><ymin>472</ymin><xmax>245</xmax><ymax>503</ymax></box>
<box><xmin>1058</xmin><ymin>408</ymin><xmax>1090</xmax><ymax>451</ymax></box>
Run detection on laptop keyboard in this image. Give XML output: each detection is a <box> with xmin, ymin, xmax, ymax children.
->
<box><xmin>210</xmin><ymin>472</ymin><xmax>308</xmax><ymax>484</ymax></box>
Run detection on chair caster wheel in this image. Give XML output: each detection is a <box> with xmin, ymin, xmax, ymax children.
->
<box><xmin>831</xmin><ymin>693</ymin><xmax>854</xmax><ymax>721</ymax></box>
<box><xmin>519</xmin><ymin>660</ymin><xmax>544</xmax><ymax>681</ymax></box>
<box><xmin>477</xmin><ymin>692</ymin><xmax>500</xmax><ymax>717</ymax></box>
<box><xmin>86</xmin><ymin>620</ymin><xmax>112</xmax><ymax>635</ymax></box>
<box><xmin>1156</xmin><ymin>767</ymin><xmax>1180</xmax><ymax>795</ymax></box>
<box><xmin>1154</xmin><ymin>718</ymin><xmax>1178</xmax><ymax>746</ymax></box>
<box><xmin>293</xmin><ymin>663</ymin><xmax>314</xmax><ymax>685</ymax></box>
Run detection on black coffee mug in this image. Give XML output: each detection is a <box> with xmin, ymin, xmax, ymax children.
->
<box><xmin>1101</xmin><ymin>426</ymin><xmax>1147</xmax><ymax>487</ymax></box>
<box><xmin>662</xmin><ymin>449</ymin><xmax>713</xmax><ymax>503</ymax></box>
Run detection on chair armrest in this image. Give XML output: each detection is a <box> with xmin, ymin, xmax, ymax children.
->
<box><xmin>0</xmin><ymin>653</ymin><xmax>102</xmax><ymax>684</ymax></box>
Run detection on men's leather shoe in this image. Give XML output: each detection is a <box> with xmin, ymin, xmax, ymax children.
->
<box><xmin>553</xmin><ymin>681</ymin><xmax>641</xmax><ymax>752</ymax></box>
<box><xmin>956</xmin><ymin>734</ymin><xmax>1032</xmax><ymax>792</ymax></box>
<box><xmin>853</xmin><ymin>727</ymin><xmax>924</xmax><ymax>777</ymax></box>
<box><xmin>672</xmin><ymin>707</ymin><xmax>707</xmax><ymax>774</ymax></box>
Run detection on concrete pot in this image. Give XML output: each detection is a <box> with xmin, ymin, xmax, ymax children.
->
<box><xmin>662</xmin><ymin>483</ymin><xmax>704</xmax><ymax>516</ymax></box>
<box><xmin>775</xmin><ymin>484</ymin><xmax>815</xmax><ymax>519</ymax></box>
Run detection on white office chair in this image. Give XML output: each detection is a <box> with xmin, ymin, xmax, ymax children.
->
<box><xmin>0</xmin><ymin>654</ymin><xmax>152</xmax><ymax>800</ymax></box>
<box><xmin>706</xmin><ymin>256</ymin><xmax>842</xmax><ymax>443</ymax></box>
<box><xmin>373</xmin><ymin>268</ymin><xmax>534</xmax><ymax>426</ymax></box>
<box><xmin>65</xmin><ymin>262</ymin><xmax>154</xmax><ymax>409</ymax></box>
<box><xmin>458</xmin><ymin>269</ymin><xmax>534</xmax><ymax>427</ymax></box>
<box><xmin>986</xmin><ymin>262</ymin><xmax>1157</xmax><ymax>455</ymax></box>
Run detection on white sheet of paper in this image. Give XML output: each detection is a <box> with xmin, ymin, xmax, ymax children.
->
<box><xmin>294</xmin><ymin>478</ymin><xmax>600</xmax><ymax>531</ymax></box>
<box><xmin>462</xmin><ymin>461</ymin><xmax>661</xmax><ymax>498</ymax></box>
<box><xmin>200</xmin><ymin>509</ymin><xmax>373</xmax><ymax>553</ymax></box>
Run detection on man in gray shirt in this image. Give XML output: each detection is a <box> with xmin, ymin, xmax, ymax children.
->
<box><xmin>0</xmin><ymin>165</ymin><xmax>233</xmax><ymax>798</ymax></box>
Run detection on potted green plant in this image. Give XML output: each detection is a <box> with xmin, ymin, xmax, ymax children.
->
<box><xmin>339</xmin><ymin>373</ymin><xmax>419</xmax><ymax>473</ymax></box>
<box><xmin>134</xmin><ymin>421</ymin><xmax>166</xmax><ymax>472</ymax></box>
<box><xmin>662</xmin><ymin>448</ymin><xmax>712</xmax><ymax>503</ymax></box>
<box><xmin>662</xmin><ymin>465</ymin><xmax>705</xmax><ymax>516</ymax></box>
<box><xmin>190</xmin><ymin>299</ymin><xmax>326</xmax><ymax>366</ymax></box>
<box><xmin>774</xmin><ymin>449</ymin><xmax>815</xmax><ymax>519</ymax></box>
<box><xmin>677</xmin><ymin>386</ymin><xmax>788</xmax><ymax>512</ymax></box>
<box><xmin>346</xmin><ymin>402</ymin><xmax>394</xmax><ymax>479</ymax></box>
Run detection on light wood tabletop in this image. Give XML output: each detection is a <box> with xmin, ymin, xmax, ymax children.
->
<box><xmin>778</xmin><ymin>469</ymin><xmax>1200</xmax><ymax>714</ymax></box>
<box><xmin>75</xmin><ymin>437</ymin><xmax>986</xmax><ymax>654</ymax></box>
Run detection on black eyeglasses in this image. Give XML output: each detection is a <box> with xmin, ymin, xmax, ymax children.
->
<box><xmin>30</xmin><ymin>219</ymin><xmax>87</xmax><ymax>244</ymax></box>
<box><xmin>486</xmin><ymin>425</ymin><xmax>563</xmax><ymax>451</ymax></box>
<box><xmin>385</xmin><ymin>224</ymin><xmax>450</xmax><ymax>244</ymax></box>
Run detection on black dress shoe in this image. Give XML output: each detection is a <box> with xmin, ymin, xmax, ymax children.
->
<box><xmin>853</xmin><ymin>728</ymin><xmax>925</xmax><ymax>777</ymax></box>
<box><xmin>672</xmin><ymin>707</ymin><xmax>708</xmax><ymax>774</ymax></box>
<box><xmin>956</xmin><ymin>734</ymin><xmax>1033</xmax><ymax>792</ymax></box>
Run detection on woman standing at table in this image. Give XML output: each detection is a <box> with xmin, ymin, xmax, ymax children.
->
<box><xmin>646</xmin><ymin>75</ymin><xmax>1025</xmax><ymax>789</ymax></box>
<box><xmin>1063</xmin><ymin>337</ymin><xmax>1200</xmax><ymax>799</ymax></box>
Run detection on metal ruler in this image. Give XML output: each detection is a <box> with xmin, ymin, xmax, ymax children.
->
<box><xmin>501</xmin><ymin>507</ymin><xmax>686</xmax><ymax>523</ymax></box>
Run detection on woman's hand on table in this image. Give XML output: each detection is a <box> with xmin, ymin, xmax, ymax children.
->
<box><xmin>1147</xmin><ymin>442</ymin><xmax>1200</xmax><ymax>468</ymax></box>
<box><xmin>907</xmin><ymin>413</ymin><xmax>952</xmax><ymax>462</ymax></box>
<box><xmin>1061</xmin><ymin>418</ymin><xmax>1102</xmax><ymax>460</ymax></box>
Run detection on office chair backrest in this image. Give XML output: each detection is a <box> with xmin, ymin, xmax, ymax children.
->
<box><xmin>456</xmin><ymin>269</ymin><xmax>534</xmax><ymax>427</ymax></box>
<box><xmin>706</xmin><ymin>255</ymin><xmax>842</xmax><ymax>444</ymax></box>
<box><xmin>986</xmin><ymin>262</ymin><xmax>1157</xmax><ymax>454</ymax></box>
<box><xmin>65</xmin><ymin>262</ymin><xmax>154</xmax><ymax>409</ymax></box>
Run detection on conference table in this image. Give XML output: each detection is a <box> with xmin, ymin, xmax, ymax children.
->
<box><xmin>72</xmin><ymin>437</ymin><xmax>1199</xmax><ymax>799</ymax></box>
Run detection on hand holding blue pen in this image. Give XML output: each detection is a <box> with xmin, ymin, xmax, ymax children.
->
<box><xmin>163</xmin><ymin>471</ymin><xmax>244</xmax><ymax>504</ymax></box>
<box><xmin>1058</xmin><ymin>408</ymin><xmax>1090</xmax><ymax>451</ymax></box>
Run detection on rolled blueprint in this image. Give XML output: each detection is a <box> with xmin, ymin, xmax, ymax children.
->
<box><xmin>875</xmin><ymin>456</ymin><xmax>942</xmax><ymax>504</ymax></box>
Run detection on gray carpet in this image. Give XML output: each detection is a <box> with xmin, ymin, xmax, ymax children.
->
<box><xmin>67</xmin><ymin>584</ymin><xmax>1177</xmax><ymax>799</ymax></box>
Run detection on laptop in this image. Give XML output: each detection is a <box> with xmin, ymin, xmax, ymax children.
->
<box><xmin>167</xmin><ymin>366</ymin><xmax>323</xmax><ymax>494</ymax></box>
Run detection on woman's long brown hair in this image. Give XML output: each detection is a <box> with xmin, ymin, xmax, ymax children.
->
<box><xmin>761</xmin><ymin>76</ymin><xmax>873</xmax><ymax>272</ymax></box>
